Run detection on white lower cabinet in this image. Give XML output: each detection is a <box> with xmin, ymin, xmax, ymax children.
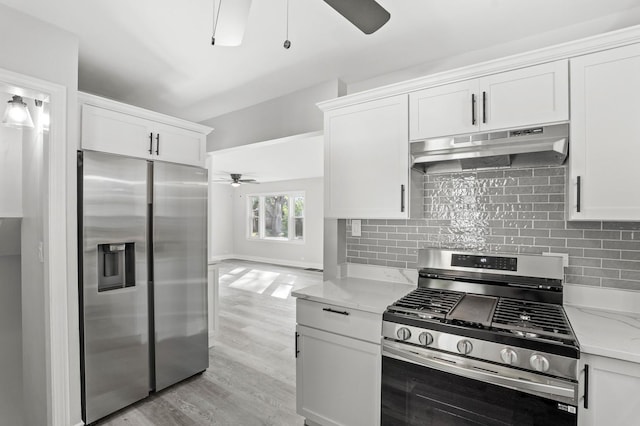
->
<box><xmin>296</xmin><ymin>300</ymin><xmax>381</xmax><ymax>426</ymax></box>
<box><xmin>579</xmin><ymin>354</ymin><xmax>640</xmax><ymax>426</ymax></box>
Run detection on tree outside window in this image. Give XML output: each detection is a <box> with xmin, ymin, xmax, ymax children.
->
<box><xmin>248</xmin><ymin>192</ymin><xmax>304</xmax><ymax>242</ymax></box>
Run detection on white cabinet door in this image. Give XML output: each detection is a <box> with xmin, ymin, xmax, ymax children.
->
<box><xmin>296</xmin><ymin>325</ymin><xmax>381</xmax><ymax>426</ymax></box>
<box><xmin>325</xmin><ymin>94</ymin><xmax>409</xmax><ymax>219</ymax></box>
<box><xmin>569</xmin><ymin>44</ymin><xmax>640</xmax><ymax>220</ymax></box>
<box><xmin>409</xmin><ymin>79</ymin><xmax>479</xmax><ymax>140</ymax></box>
<box><xmin>480</xmin><ymin>60</ymin><xmax>569</xmax><ymax>131</ymax></box>
<box><xmin>82</xmin><ymin>104</ymin><xmax>154</xmax><ymax>160</ymax></box>
<box><xmin>579</xmin><ymin>354</ymin><xmax>640</xmax><ymax>426</ymax></box>
<box><xmin>154</xmin><ymin>122</ymin><xmax>206</xmax><ymax>167</ymax></box>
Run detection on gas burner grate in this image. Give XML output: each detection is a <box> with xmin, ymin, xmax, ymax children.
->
<box><xmin>387</xmin><ymin>288</ymin><xmax>464</xmax><ymax>319</ymax></box>
<box><xmin>491</xmin><ymin>298</ymin><xmax>574</xmax><ymax>341</ymax></box>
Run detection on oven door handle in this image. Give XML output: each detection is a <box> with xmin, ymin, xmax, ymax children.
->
<box><xmin>383</xmin><ymin>342</ymin><xmax>576</xmax><ymax>402</ymax></box>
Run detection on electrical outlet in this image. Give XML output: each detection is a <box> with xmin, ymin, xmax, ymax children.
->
<box><xmin>352</xmin><ymin>219</ymin><xmax>362</xmax><ymax>237</ymax></box>
<box><xmin>543</xmin><ymin>252</ymin><xmax>569</xmax><ymax>268</ymax></box>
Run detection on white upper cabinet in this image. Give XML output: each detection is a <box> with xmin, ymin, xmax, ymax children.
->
<box><xmin>569</xmin><ymin>43</ymin><xmax>640</xmax><ymax>221</ymax></box>
<box><xmin>409</xmin><ymin>60</ymin><xmax>569</xmax><ymax>140</ymax></box>
<box><xmin>82</xmin><ymin>104</ymin><xmax>156</xmax><ymax>160</ymax></box>
<box><xmin>152</xmin><ymin>122</ymin><xmax>206</xmax><ymax>166</ymax></box>
<box><xmin>409</xmin><ymin>79</ymin><xmax>479</xmax><ymax>140</ymax></box>
<box><xmin>324</xmin><ymin>94</ymin><xmax>409</xmax><ymax>219</ymax></box>
<box><xmin>80</xmin><ymin>94</ymin><xmax>211</xmax><ymax>168</ymax></box>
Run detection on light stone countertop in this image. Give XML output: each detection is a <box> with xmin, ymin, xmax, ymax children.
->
<box><xmin>292</xmin><ymin>277</ymin><xmax>416</xmax><ymax>315</ymax></box>
<box><xmin>565</xmin><ymin>306</ymin><xmax>640</xmax><ymax>364</ymax></box>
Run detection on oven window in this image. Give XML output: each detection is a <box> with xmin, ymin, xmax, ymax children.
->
<box><xmin>382</xmin><ymin>356</ymin><xmax>577</xmax><ymax>426</ymax></box>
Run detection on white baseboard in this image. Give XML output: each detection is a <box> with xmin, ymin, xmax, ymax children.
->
<box><xmin>73</xmin><ymin>421</ymin><xmax>85</xmax><ymax>426</ymax></box>
<box><xmin>209</xmin><ymin>254</ymin><xmax>323</xmax><ymax>270</ymax></box>
<box><xmin>209</xmin><ymin>331</ymin><xmax>216</xmax><ymax>348</ymax></box>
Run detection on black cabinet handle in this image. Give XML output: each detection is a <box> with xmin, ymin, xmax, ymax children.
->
<box><xmin>322</xmin><ymin>307</ymin><xmax>350</xmax><ymax>316</ymax></box>
<box><xmin>482</xmin><ymin>91</ymin><xmax>487</xmax><ymax>124</ymax></box>
<box><xmin>471</xmin><ymin>94</ymin><xmax>477</xmax><ymax>125</ymax></box>
<box><xmin>295</xmin><ymin>332</ymin><xmax>300</xmax><ymax>358</ymax></box>
<box><xmin>148</xmin><ymin>133</ymin><xmax>153</xmax><ymax>154</ymax></box>
<box><xmin>401</xmin><ymin>184</ymin><xmax>405</xmax><ymax>213</ymax></box>
<box><xmin>577</xmin><ymin>176</ymin><xmax>581</xmax><ymax>213</ymax></box>
<box><xmin>583</xmin><ymin>363</ymin><xmax>589</xmax><ymax>409</ymax></box>
<box><xmin>155</xmin><ymin>133</ymin><xmax>160</xmax><ymax>155</ymax></box>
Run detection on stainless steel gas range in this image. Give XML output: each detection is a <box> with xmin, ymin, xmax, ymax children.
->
<box><xmin>381</xmin><ymin>248</ymin><xmax>580</xmax><ymax>426</ymax></box>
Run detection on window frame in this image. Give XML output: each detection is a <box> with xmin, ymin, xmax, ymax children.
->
<box><xmin>246</xmin><ymin>191</ymin><xmax>305</xmax><ymax>243</ymax></box>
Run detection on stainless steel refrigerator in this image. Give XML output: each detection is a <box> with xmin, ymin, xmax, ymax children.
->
<box><xmin>78</xmin><ymin>150</ymin><xmax>208</xmax><ymax>424</ymax></box>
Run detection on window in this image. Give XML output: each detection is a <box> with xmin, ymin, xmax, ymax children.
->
<box><xmin>248</xmin><ymin>192</ymin><xmax>304</xmax><ymax>242</ymax></box>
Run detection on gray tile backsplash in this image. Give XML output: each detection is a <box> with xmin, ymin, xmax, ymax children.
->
<box><xmin>346</xmin><ymin>166</ymin><xmax>640</xmax><ymax>291</ymax></box>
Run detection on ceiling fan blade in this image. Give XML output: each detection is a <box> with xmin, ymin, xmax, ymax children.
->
<box><xmin>322</xmin><ymin>0</ymin><xmax>390</xmax><ymax>34</ymax></box>
<box><xmin>214</xmin><ymin>0</ymin><xmax>253</xmax><ymax>46</ymax></box>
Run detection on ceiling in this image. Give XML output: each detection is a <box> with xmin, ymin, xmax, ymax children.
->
<box><xmin>209</xmin><ymin>131</ymin><xmax>323</xmax><ymax>183</ymax></box>
<box><xmin>2</xmin><ymin>1</ymin><xmax>640</xmax><ymax>123</ymax></box>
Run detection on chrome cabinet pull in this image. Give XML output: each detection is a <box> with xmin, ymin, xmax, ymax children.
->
<box><xmin>471</xmin><ymin>94</ymin><xmax>477</xmax><ymax>125</ymax></box>
<box><xmin>401</xmin><ymin>184</ymin><xmax>405</xmax><ymax>213</ymax></box>
<box><xmin>148</xmin><ymin>132</ymin><xmax>153</xmax><ymax>154</ymax></box>
<box><xmin>322</xmin><ymin>307</ymin><xmax>350</xmax><ymax>316</ymax></box>
<box><xmin>576</xmin><ymin>176</ymin><xmax>582</xmax><ymax>213</ymax></box>
<box><xmin>482</xmin><ymin>91</ymin><xmax>487</xmax><ymax>124</ymax></box>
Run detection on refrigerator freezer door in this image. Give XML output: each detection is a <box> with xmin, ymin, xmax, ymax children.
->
<box><xmin>153</xmin><ymin>162</ymin><xmax>208</xmax><ymax>391</ymax></box>
<box><xmin>80</xmin><ymin>151</ymin><xmax>150</xmax><ymax>424</ymax></box>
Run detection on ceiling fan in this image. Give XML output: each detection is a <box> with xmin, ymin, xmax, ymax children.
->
<box><xmin>211</xmin><ymin>0</ymin><xmax>390</xmax><ymax>46</ymax></box>
<box><xmin>213</xmin><ymin>173</ymin><xmax>260</xmax><ymax>187</ymax></box>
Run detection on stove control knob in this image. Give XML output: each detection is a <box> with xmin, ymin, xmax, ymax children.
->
<box><xmin>500</xmin><ymin>348</ymin><xmax>518</xmax><ymax>365</ymax></box>
<box><xmin>418</xmin><ymin>332</ymin><xmax>434</xmax><ymax>346</ymax></box>
<box><xmin>530</xmin><ymin>354</ymin><xmax>550</xmax><ymax>372</ymax></box>
<box><xmin>396</xmin><ymin>327</ymin><xmax>412</xmax><ymax>341</ymax></box>
<box><xmin>457</xmin><ymin>339</ymin><xmax>473</xmax><ymax>355</ymax></box>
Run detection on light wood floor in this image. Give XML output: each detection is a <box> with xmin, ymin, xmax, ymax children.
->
<box><xmin>97</xmin><ymin>260</ymin><xmax>322</xmax><ymax>426</ymax></box>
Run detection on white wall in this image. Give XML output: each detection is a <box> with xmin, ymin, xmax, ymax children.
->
<box><xmin>232</xmin><ymin>178</ymin><xmax>323</xmax><ymax>269</ymax></box>
<box><xmin>0</xmin><ymin>5</ymin><xmax>81</xmax><ymax>425</ymax></box>
<box><xmin>0</xmin><ymin>218</ymin><xmax>23</xmax><ymax>426</ymax></box>
<box><xmin>20</xmin><ymin>106</ymin><xmax>47</xmax><ymax>426</ymax></box>
<box><xmin>204</xmin><ymin>80</ymin><xmax>345</xmax><ymax>152</ymax></box>
<box><xmin>0</xmin><ymin>121</ymin><xmax>22</xmax><ymax>217</ymax></box>
<box><xmin>209</xmin><ymin>183</ymin><xmax>235</xmax><ymax>258</ymax></box>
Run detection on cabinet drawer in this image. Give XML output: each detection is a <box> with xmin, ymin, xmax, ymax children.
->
<box><xmin>296</xmin><ymin>299</ymin><xmax>381</xmax><ymax>344</ymax></box>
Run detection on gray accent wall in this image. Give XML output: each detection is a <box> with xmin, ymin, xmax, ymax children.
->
<box><xmin>346</xmin><ymin>166</ymin><xmax>640</xmax><ymax>291</ymax></box>
<box><xmin>204</xmin><ymin>80</ymin><xmax>346</xmax><ymax>151</ymax></box>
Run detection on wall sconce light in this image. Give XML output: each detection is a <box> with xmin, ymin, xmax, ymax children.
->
<box><xmin>2</xmin><ymin>95</ymin><xmax>34</xmax><ymax>128</ymax></box>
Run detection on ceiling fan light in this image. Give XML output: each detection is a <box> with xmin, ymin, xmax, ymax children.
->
<box><xmin>213</xmin><ymin>0</ymin><xmax>253</xmax><ymax>46</ymax></box>
<box><xmin>2</xmin><ymin>95</ymin><xmax>34</xmax><ymax>129</ymax></box>
<box><xmin>230</xmin><ymin>181</ymin><xmax>241</xmax><ymax>187</ymax></box>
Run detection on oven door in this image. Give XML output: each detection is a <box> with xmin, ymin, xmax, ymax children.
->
<box><xmin>382</xmin><ymin>340</ymin><xmax>578</xmax><ymax>426</ymax></box>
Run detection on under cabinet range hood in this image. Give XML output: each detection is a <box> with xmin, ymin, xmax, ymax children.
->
<box><xmin>411</xmin><ymin>123</ymin><xmax>568</xmax><ymax>173</ymax></box>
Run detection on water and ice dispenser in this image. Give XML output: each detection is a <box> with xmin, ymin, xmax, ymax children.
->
<box><xmin>97</xmin><ymin>243</ymin><xmax>135</xmax><ymax>292</ymax></box>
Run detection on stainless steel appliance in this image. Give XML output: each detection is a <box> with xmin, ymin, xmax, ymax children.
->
<box><xmin>78</xmin><ymin>150</ymin><xmax>208</xmax><ymax>424</ymax></box>
<box><xmin>382</xmin><ymin>248</ymin><xmax>580</xmax><ymax>426</ymax></box>
<box><xmin>411</xmin><ymin>123</ymin><xmax>568</xmax><ymax>173</ymax></box>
